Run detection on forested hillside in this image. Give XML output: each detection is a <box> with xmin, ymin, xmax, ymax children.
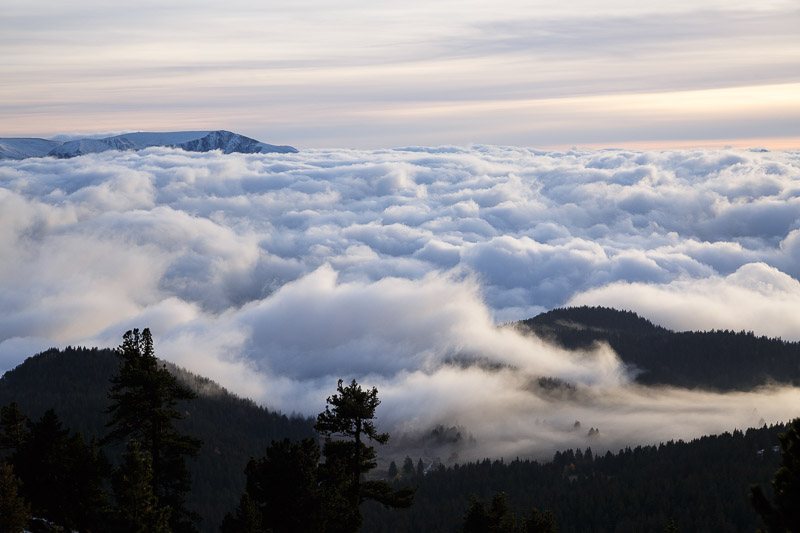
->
<box><xmin>2</xmin><ymin>308</ymin><xmax>799</xmax><ymax>531</ymax></box>
<box><xmin>519</xmin><ymin>306</ymin><xmax>800</xmax><ymax>390</ymax></box>
<box><xmin>0</xmin><ymin>347</ymin><xmax>314</xmax><ymax>532</ymax></box>
<box><xmin>363</xmin><ymin>424</ymin><xmax>785</xmax><ymax>532</ymax></box>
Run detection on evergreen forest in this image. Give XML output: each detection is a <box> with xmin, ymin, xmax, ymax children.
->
<box><xmin>1</xmin><ymin>308</ymin><xmax>799</xmax><ymax>532</ymax></box>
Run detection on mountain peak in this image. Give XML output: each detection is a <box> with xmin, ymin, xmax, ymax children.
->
<box><xmin>521</xmin><ymin>305</ymin><xmax>666</xmax><ymax>334</ymax></box>
<box><xmin>0</xmin><ymin>130</ymin><xmax>298</xmax><ymax>160</ymax></box>
<box><xmin>175</xmin><ymin>130</ymin><xmax>297</xmax><ymax>154</ymax></box>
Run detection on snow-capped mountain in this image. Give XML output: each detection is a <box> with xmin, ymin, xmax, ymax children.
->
<box><xmin>47</xmin><ymin>138</ymin><xmax>133</xmax><ymax>158</ymax></box>
<box><xmin>177</xmin><ymin>130</ymin><xmax>292</xmax><ymax>154</ymax></box>
<box><xmin>0</xmin><ymin>138</ymin><xmax>61</xmax><ymax>159</ymax></box>
<box><xmin>0</xmin><ymin>130</ymin><xmax>297</xmax><ymax>160</ymax></box>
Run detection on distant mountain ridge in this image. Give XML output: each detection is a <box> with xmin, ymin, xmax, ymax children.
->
<box><xmin>0</xmin><ymin>129</ymin><xmax>298</xmax><ymax>159</ymax></box>
<box><xmin>518</xmin><ymin>306</ymin><xmax>800</xmax><ymax>390</ymax></box>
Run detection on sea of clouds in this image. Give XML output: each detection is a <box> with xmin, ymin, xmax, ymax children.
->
<box><xmin>2</xmin><ymin>145</ymin><xmax>800</xmax><ymax>459</ymax></box>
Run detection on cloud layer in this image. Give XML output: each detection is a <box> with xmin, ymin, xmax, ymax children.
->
<box><xmin>2</xmin><ymin>146</ymin><xmax>800</xmax><ymax>458</ymax></box>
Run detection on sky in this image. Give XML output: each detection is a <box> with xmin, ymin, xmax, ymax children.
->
<box><xmin>2</xmin><ymin>0</ymin><xmax>799</xmax><ymax>148</ymax></box>
<box><xmin>2</xmin><ymin>1</ymin><xmax>800</xmax><ymax>460</ymax></box>
<box><xmin>2</xmin><ymin>146</ymin><xmax>800</xmax><ymax>458</ymax></box>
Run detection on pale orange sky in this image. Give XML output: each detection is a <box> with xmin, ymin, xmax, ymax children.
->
<box><xmin>2</xmin><ymin>0</ymin><xmax>799</xmax><ymax>148</ymax></box>
<box><xmin>563</xmin><ymin>137</ymin><xmax>800</xmax><ymax>152</ymax></box>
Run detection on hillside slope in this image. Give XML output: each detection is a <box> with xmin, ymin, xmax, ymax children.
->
<box><xmin>518</xmin><ymin>306</ymin><xmax>800</xmax><ymax>390</ymax></box>
<box><xmin>2</xmin><ymin>309</ymin><xmax>798</xmax><ymax>530</ymax></box>
<box><xmin>363</xmin><ymin>423</ymin><xmax>786</xmax><ymax>532</ymax></box>
<box><xmin>0</xmin><ymin>137</ymin><xmax>61</xmax><ymax>159</ymax></box>
<box><xmin>0</xmin><ymin>347</ymin><xmax>314</xmax><ymax>532</ymax></box>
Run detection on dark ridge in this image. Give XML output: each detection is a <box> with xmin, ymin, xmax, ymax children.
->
<box><xmin>522</xmin><ymin>305</ymin><xmax>668</xmax><ymax>334</ymax></box>
<box><xmin>517</xmin><ymin>306</ymin><xmax>800</xmax><ymax>390</ymax></box>
<box><xmin>0</xmin><ymin>346</ymin><xmax>315</xmax><ymax>532</ymax></box>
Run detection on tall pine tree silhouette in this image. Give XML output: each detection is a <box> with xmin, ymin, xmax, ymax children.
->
<box><xmin>751</xmin><ymin>418</ymin><xmax>800</xmax><ymax>532</ymax></box>
<box><xmin>315</xmin><ymin>379</ymin><xmax>414</xmax><ymax>532</ymax></box>
<box><xmin>112</xmin><ymin>439</ymin><xmax>171</xmax><ymax>533</ymax></box>
<box><xmin>222</xmin><ymin>378</ymin><xmax>413</xmax><ymax>532</ymax></box>
<box><xmin>9</xmin><ymin>409</ymin><xmax>110</xmax><ymax>530</ymax></box>
<box><xmin>104</xmin><ymin>328</ymin><xmax>201</xmax><ymax>533</ymax></box>
<box><xmin>0</xmin><ymin>462</ymin><xmax>29</xmax><ymax>533</ymax></box>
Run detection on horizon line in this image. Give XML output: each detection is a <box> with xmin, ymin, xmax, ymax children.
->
<box><xmin>3</xmin><ymin>132</ymin><xmax>799</xmax><ymax>153</ymax></box>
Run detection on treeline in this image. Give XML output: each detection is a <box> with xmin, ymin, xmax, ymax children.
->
<box><xmin>2</xmin><ymin>324</ymin><xmax>799</xmax><ymax>531</ymax></box>
<box><xmin>363</xmin><ymin>424</ymin><xmax>788</xmax><ymax>532</ymax></box>
<box><xmin>0</xmin><ymin>329</ymin><xmax>206</xmax><ymax>531</ymax></box>
<box><xmin>520</xmin><ymin>306</ymin><xmax>800</xmax><ymax>390</ymax></box>
<box><xmin>221</xmin><ymin>379</ymin><xmax>413</xmax><ymax>532</ymax></box>
<box><xmin>0</xmin><ymin>345</ymin><xmax>313</xmax><ymax>531</ymax></box>
<box><xmin>0</xmin><ymin>405</ymin><xmax>108</xmax><ymax>531</ymax></box>
<box><xmin>0</xmin><ymin>334</ymin><xmax>415</xmax><ymax>532</ymax></box>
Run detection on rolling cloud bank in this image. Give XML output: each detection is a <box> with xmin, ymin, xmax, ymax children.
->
<box><xmin>2</xmin><ymin>145</ymin><xmax>800</xmax><ymax>459</ymax></box>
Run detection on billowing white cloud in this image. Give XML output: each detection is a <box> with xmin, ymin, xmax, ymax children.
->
<box><xmin>2</xmin><ymin>146</ymin><xmax>800</xmax><ymax>458</ymax></box>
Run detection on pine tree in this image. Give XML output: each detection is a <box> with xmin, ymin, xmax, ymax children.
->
<box><xmin>105</xmin><ymin>328</ymin><xmax>202</xmax><ymax>533</ymax></box>
<box><xmin>13</xmin><ymin>409</ymin><xmax>70</xmax><ymax>522</ymax></box>
<box><xmin>219</xmin><ymin>493</ymin><xmax>264</xmax><ymax>533</ymax></box>
<box><xmin>401</xmin><ymin>456</ymin><xmax>414</xmax><ymax>477</ymax></box>
<box><xmin>221</xmin><ymin>379</ymin><xmax>413</xmax><ymax>533</ymax></box>
<box><xmin>62</xmin><ymin>433</ymin><xmax>112</xmax><ymax>530</ymax></box>
<box><xmin>462</xmin><ymin>493</ymin><xmax>557</xmax><ymax>533</ymax></box>
<box><xmin>315</xmin><ymin>379</ymin><xmax>414</xmax><ymax>532</ymax></box>
<box><xmin>486</xmin><ymin>492</ymin><xmax>517</xmax><ymax>532</ymax></box>
<box><xmin>0</xmin><ymin>403</ymin><xmax>29</xmax><ymax>454</ymax></box>
<box><xmin>463</xmin><ymin>497</ymin><xmax>490</xmax><ymax>533</ymax></box>
<box><xmin>522</xmin><ymin>508</ymin><xmax>558</xmax><ymax>533</ymax></box>
<box><xmin>751</xmin><ymin>417</ymin><xmax>800</xmax><ymax>532</ymax></box>
<box><xmin>221</xmin><ymin>438</ymin><xmax>323</xmax><ymax>533</ymax></box>
<box><xmin>13</xmin><ymin>409</ymin><xmax>111</xmax><ymax>530</ymax></box>
<box><xmin>112</xmin><ymin>440</ymin><xmax>171</xmax><ymax>533</ymax></box>
<box><xmin>0</xmin><ymin>462</ymin><xmax>29</xmax><ymax>533</ymax></box>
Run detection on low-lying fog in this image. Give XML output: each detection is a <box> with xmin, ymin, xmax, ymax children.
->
<box><xmin>2</xmin><ymin>145</ymin><xmax>799</xmax><ymax>458</ymax></box>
